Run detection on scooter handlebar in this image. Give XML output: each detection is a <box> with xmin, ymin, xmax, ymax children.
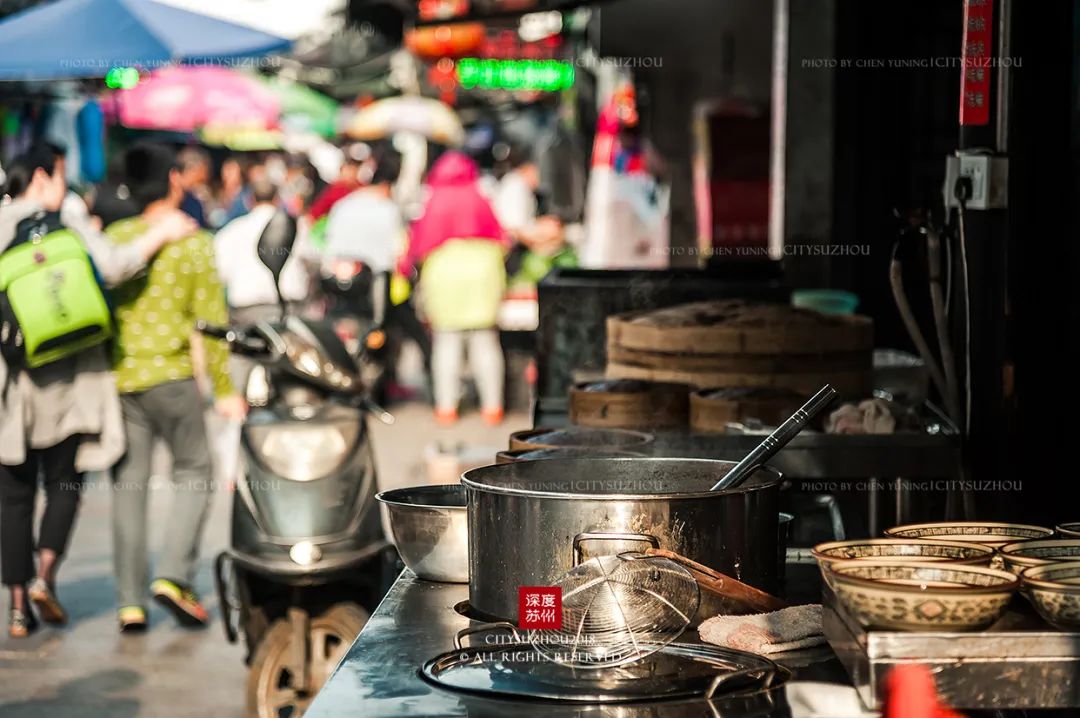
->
<box><xmin>195</xmin><ymin>320</ymin><xmax>270</xmax><ymax>356</ymax></box>
<box><xmin>195</xmin><ymin>320</ymin><xmax>231</xmax><ymax>340</ymax></box>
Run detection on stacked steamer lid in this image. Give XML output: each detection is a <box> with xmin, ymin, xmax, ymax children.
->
<box><xmin>605</xmin><ymin>299</ymin><xmax>873</xmax><ymax>432</ymax></box>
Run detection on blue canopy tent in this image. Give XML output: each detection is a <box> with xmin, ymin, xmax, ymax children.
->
<box><xmin>0</xmin><ymin>0</ymin><xmax>291</xmax><ymax>80</ymax></box>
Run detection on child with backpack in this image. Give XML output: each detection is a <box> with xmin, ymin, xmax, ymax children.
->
<box><xmin>0</xmin><ymin>142</ymin><xmax>194</xmax><ymax>638</ymax></box>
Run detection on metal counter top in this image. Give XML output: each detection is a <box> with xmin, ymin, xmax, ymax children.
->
<box><xmin>306</xmin><ymin>569</ymin><xmax>848</xmax><ymax>717</ymax></box>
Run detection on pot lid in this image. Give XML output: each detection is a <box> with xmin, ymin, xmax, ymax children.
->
<box><xmin>420</xmin><ymin>640</ymin><xmax>785</xmax><ymax>703</ymax></box>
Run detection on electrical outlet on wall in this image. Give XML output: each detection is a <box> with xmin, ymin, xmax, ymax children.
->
<box><xmin>943</xmin><ymin>152</ymin><xmax>1009</xmax><ymax>210</ymax></box>
<box><xmin>959</xmin><ymin>155</ymin><xmax>988</xmax><ymax>205</ymax></box>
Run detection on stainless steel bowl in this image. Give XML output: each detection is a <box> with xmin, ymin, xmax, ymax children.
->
<box><xmin>376</xmin><ymin>485</ymin><xmax>468</xmax><ymax>583</ymax></box>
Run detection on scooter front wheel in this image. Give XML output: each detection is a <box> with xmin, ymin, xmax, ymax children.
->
<box><xmin>245</xmin><ymin>602</ymin><xmax>369</xmax><ymax>718</ymax></box>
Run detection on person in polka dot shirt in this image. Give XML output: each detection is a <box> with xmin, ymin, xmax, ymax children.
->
<box><xmin>104</xmin><ymin>143</ymin><xmax>246</xmax><ymax>630</ymax></box>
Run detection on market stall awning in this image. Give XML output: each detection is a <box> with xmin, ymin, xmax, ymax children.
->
<box><xmin>261</xmin><ymin>76</ymin><xmax>340</xmax><ymax>138</ymax></box>
<box><xmin>110</xmin><ymin>66</ymin><xmax>280</xmax><ymax>132</ymax></box>
<box><xmin>0</xmin><ymin>0</ymin><xmax>291</xmax><ymax>81</ymax></box>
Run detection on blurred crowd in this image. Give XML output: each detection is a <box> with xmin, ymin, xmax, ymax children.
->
<box><xmin>0</xmin><ymin>135</ymin><xmax>576</xmax><ymax>637</ymax></box>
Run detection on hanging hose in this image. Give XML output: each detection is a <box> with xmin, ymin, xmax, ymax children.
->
<box><xmin>926</xmin><ymin>225</ymin><xmax>961</xmax><ymax>424</ymax></box>
<box><xmin>956</xmin><ymin>202</ymin><xmax>973</xmax><ymax>436</ymax></box>
<box><xmin>889</xmin><ymin>241</ymin><xmax>950</xmax><ymax>407</ymax></box>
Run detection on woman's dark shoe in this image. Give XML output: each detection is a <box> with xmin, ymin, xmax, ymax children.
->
<box><xmin>27</xmin><ymin>578</ymin><xmax>67</xmax><ymax>626</ymax></box>
<box><xmin>8</xmin><ymin>608</ymin><xmax>38</xmax><ymax>638</ymax></box>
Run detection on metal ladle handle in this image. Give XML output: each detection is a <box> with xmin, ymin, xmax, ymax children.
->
<box><xmin>710</xmin><ymin>384</ymin><xmax>838</xmax><ymax>492</ymax></box>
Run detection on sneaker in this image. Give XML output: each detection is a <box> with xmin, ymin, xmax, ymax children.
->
<box><xmin>118</xmin><ymin>606</ymin><xmax>148</xmax><ymax>633</ymax></box>
<box><xmin>27</xmin><ymin>577</ymin><xmax>67</xmax><ymax>626</ymax></box>
<box><xmin>150</xmin><ymin>579</ymin><xmax>209</xmax><ymax>628</ymax></box>
<box><xmin>481</xmin><ymin>407</ymin><xmax>504</xmax><ymax>426</ymax></box>
<box><xmin>8</xmin><ymin>607</ymin><xmax>37</xmax><ymax>638</ymax></box>
<box><xmin>434</xmin><ymin>408</ymin><xmax>459</xmax><ymax>426</ymax></box>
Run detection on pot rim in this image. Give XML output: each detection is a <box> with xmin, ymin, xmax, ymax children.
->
<box><xmin>999</xmin><ymin>539</ymin><xmax>1080</xmax><ymax>568</ymax></box>
<box><xmin>461</xmin><ymin>457</ymin><xmax>782</xmax><ymax>500</ymax></box>
<box><xmin>1020</xmin><ymin>560</ymin><xmax>1080</xmax><ymax>591</ymax></box>
<box><xmin>811</xmin><ymin>538</ymin><xmax>995</xmax><ymax>564</ymax></box>
<box><xmin>884</xmin><ymin>521</ymin><xmax>1054</xmax><ymax>541</ymax></box>
<box><xmin>825</xmin><ymin>559</ymin><xmax>1020</xmax><ymax>595</ymax></box>
<box><xmin>376</xmin><ymin>484</ymin><xmax>467</xmax><ymax>510</ymax></box>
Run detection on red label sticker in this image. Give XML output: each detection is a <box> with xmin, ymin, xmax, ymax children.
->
<box><xmin>518</xmin><ymin>586</ymin><xmax>561</xmax><ymax>630</ymax></box>
<box><xmin>959</xmin><ymin>0</ymin><xmax>994</xmax><ymax>126</ymax></box>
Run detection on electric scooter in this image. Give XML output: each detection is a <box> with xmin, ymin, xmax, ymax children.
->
<box><xmin>198</xmin><ymin>210</ymin><xmax>397</xmax><ymax>718</ymax></box>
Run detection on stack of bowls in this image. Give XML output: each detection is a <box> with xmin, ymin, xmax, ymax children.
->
<box><xmin>1018</xmin><ymin>562</ymin><xmax>1080</xmax><ymax>630</ymax></box>
<box><xmin>822</xmin><ymin>560</ymin><xmax>1018</xmax><ymax>631</ymax></box>
<box><xmin>818</xmin><ymin>521</ymin><xmax>1080</xmax><ymax>633</ymax></box>
<box><xmin>999</xmin><ymin>522</ymin><xmax>1080</xmax><ymax>629</ymax></box>
<box><xmin>812</xmin><ymin>538</ymin><xmax>995</xmax><ymax>591</ymax></box>
<box><xmin>813</xmin><ymin>538</ymin><xmax>995</xmax><ymax>571</ymax></box>
<box><xmin>1056</xmin><ymin>522</ymin><xmax>1080</xmax><ymax>539</ymax></box>
<box><xmin>998</xmin><ymin>540</ymin><xmax>1080</xmax><ymax>573</ymax></box>
<box><xmin>883</xmin><ymin>521</ymin><xmax>1055</xmax><ymax>549</ymax></box>
<box><xmin>814</xmin><ymin>532</ymin><xmax>1012</xmax><ymax>632</ymax></box>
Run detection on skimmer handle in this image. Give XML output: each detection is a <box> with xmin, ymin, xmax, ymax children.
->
<box><xmin>709</xmin><ymin>384</ymin><xmax>838</xmax><ymax>492</ymax></box>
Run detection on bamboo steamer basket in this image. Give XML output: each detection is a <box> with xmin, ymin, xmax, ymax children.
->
<box><xmin>606</xmin><ymin>300</ymin><xmax>873</xmax><ymax>396</ymax></box>
<box><xmin>690</xmin><ymin>387</ymin><xmax>807</xmax><ymax>434</ymax></box>
<box><xmin>569</xmin><ymin>379</ymin><xmax>690</xmax><ymax>429</ymax></box>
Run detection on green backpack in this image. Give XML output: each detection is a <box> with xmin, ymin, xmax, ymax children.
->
<box><xmin>0</xmin><ymin>211</ymin><xmax>113</xmax><ymax>369</ymax></box>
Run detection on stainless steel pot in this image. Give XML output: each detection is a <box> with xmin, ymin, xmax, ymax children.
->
<box><xmin>461</xmin><ymin>458</ymin><xmax>782</xmax><ymax>621</ymax></box>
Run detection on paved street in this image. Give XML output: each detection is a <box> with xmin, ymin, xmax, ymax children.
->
<box><xmin>0</xmin><ymin>404</ymin><xmax>528</xmax><ymax>717</ymax></box>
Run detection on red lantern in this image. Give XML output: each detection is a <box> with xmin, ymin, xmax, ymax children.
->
<box><xmin>427</xmin><ymin>57</ymin><xmax>458</xmax><ymax>104</ymax></box>
<box><xmin>405</xmin><ymin>22</ymin><xmax>486</xmax><ymax>59</ymax></box>
<box><xmin>418</xmin><ymin>0</ymin><xmax>469</xmax><ymax>21</ymax></box>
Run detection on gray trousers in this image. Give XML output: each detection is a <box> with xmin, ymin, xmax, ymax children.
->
<box><xmin>431</xmin><ymin>329</ymin><xmax>505</xmax><ymax>413</ymax></box>
<box><xmin>111</xmin><ymin>379</ymin><xmax>213</xmax><ymax>608</ymax></box>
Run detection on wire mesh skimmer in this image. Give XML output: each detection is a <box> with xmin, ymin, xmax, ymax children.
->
<box><xmin>530</xmin><ymin>552</ymin><xmax>700</xmax><ymax>668</ymax></box>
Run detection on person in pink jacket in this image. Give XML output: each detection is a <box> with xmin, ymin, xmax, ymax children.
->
<box><xmin>399</xmin><ymin>152</ymin><xmax>509</xmax><ymax>425</ymax></box>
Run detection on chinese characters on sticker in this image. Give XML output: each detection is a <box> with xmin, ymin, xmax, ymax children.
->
<box><xmin>518</xmin><ymin>586</ymin><xmax>561</xmax><ymax>629</ymax></box>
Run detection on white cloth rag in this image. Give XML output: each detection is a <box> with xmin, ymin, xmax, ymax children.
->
<box><xmin>826</xmin><ymin>399</ymin><xmax>896</xmax><ymax>435</ymax></box>
<box><xmin>699</xmin><ymin>604</ymin><xmax>825</xmax><ymax>654</ymax></box>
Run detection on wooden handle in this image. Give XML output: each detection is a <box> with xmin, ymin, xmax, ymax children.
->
<box><xmin>645</xmin><ymin>548</ymin><xmax>788</xmax><ymax>613</ymax></box>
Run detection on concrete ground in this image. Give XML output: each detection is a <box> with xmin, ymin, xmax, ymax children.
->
<box><xmin>0</xmin><ymin>403</ymin><xmax>529</xmax><ymax>717</ymax></box>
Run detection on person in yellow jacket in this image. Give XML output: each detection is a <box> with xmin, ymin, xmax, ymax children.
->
<box><xmin>106</xmin><ymin>143</ymin><xmax>246</xmax><ymax>632</ymax></box>
<box><xmin>398</xmin><ymin>152</ymin><xmax>508</xmax><ymax>426</ymax></box>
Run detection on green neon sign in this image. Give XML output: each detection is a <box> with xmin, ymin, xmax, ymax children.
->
<box><xmin>457</xmin><ymin>59</ymin><xmax>574</xmax><ymax>92</ymax></box>
<box><xmin>105</xmin><ymin>66</ymin><xmax>140</xmax><ymax>90</ymax></box>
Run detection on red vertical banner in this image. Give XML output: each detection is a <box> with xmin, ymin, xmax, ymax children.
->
<box><xmin>959</xmin><ymin>0</ymin><xmax>994</xmax><ymax>126</ymax></box>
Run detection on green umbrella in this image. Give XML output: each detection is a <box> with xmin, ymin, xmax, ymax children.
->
<box><xmin>261</xmin><ymin>76</ymin><xmax>340</xmax><ymax>138</ymax></box>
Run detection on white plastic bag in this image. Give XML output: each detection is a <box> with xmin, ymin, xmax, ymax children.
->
<box><xmin>208</xmin><ymin>416</ymin><xmax>242</xmax><ymax>492</ymax></box>
<box><xmin>581</xmin><ymin>167</ymin><xmax>670</xmax><ymax>269</ymax></box>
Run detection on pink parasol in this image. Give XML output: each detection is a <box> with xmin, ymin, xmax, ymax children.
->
<box><xmin>112</xmin><ymin>66</ymin><xmax>280</xmax><ymax>132</ymax></box>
